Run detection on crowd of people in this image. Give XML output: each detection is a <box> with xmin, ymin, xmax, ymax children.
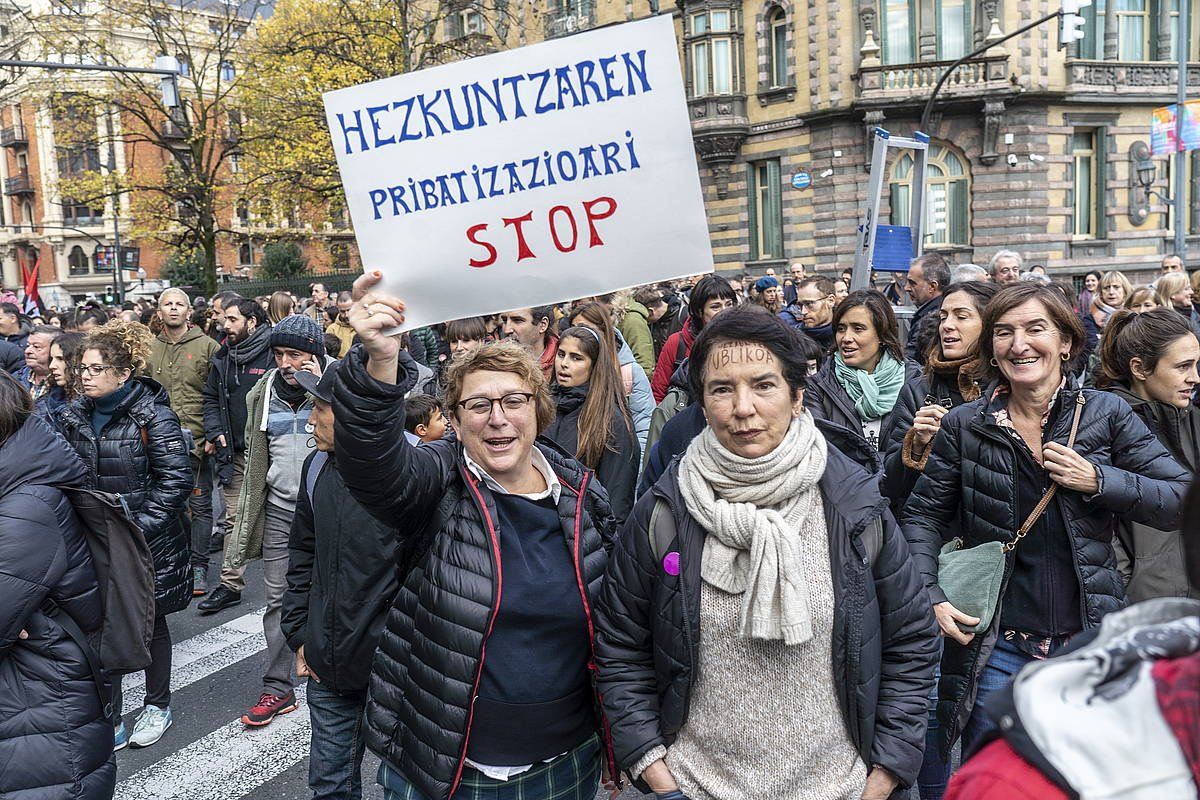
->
<box><xmin>1</xmin><ymin>252</ymin><xmax>1198</xmax><ymax>800</ymax></box>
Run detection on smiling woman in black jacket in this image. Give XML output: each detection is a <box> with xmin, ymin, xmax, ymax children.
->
<box><xmin>0</xmin><ymin>373</ymin><xmax>115</xmax><ymax>800</ymax></box>
<box><xmin>545</xmin><ymin>324</ymin><xmax>638</xmax><ymax>525</ymax></box>
<box><xmin>901</xmin><ymin>284</ymin><xmax>1190</xmax><ymax>797</ymax></box>
<box><xmin>57</xmin><ymin>320</ymin><xmax>192</xmax><ymax>752</ymax></box>
<box><xmin>594</xmin><ymin>305</ymin><xmax>937</xmax><ymax>800</ymax></box>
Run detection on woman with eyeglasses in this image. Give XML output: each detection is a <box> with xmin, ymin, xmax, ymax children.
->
<box><xmin>326</xmin><ymin>272</ymin><xmax>620</xmax><ymax>800</ymax></box>
<box><xmin>56</xmin><ymin>320</ymin><xmax>192</xmax><ymax>752</ymax></box>
<box><xmin>546</xmin><ymin>324</ymin><xmax>639</xmax><ymax>525</ymax></box>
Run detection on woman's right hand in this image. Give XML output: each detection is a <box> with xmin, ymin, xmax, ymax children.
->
<box><xmin>934</xmin><ymin>601</ymin><xmax>980</xmax><ymax>645</ymax></box>
<box><xmin>348</xmin><ymin>271</ymin><xmax>407</xmax><ymax>382</ymax></box>
<box><xmin>911</xmin><ymin>403</ymin><xmax>948</xmax><ymax>451</ymax></box>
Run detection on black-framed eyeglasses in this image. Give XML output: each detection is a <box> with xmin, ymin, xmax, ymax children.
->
<box><xmin>456</xmin><ymin>392</ymin><xmax>534</xmax><ymax>417</ymax></box>
<box><xmin>80</xmin><ymin>364</ymin><xmax>117</xmax><ymax>377</ymax></box>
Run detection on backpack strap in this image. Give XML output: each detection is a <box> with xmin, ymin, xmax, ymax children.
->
<box><xmin>647</xmin><ymin>498</ymin><xmax>676</xmax><ymax>561</ymax></box>
<box><xmin>41</xmin><ymin>599</ymin><xmax>113</xmax><ymax>722</ymax></box>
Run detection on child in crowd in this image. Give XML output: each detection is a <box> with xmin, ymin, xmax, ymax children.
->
<box><xmin>403</xmin><ymin>394</ymin><xmax>447</xmax><ymax>443</ymax></box>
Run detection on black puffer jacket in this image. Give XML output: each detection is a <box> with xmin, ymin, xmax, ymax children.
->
<box><xmin>804</xmin><ymin>358</ymin><xmax>920</xmax><ymax>454</ymax></box>
<box><xmin>332</xmin><ymin>348</ymin><xmax>619</xmax><ymax>800</ymax></box>
<box><xmin>58</xmin><ymin>377</ymin><xmax>194</xmax><ymax>615</ymax></box>
<box><xmin>881</xmin><ymin>370</ymin><xmax>974</xmax><ymax>512</ymax></box>
<box><xmin>280</xmin><ymin>450</ymin><xmax>399</xmax><ymax>695</ymax></box>
<box><xmin>0</xmin><ymin>415</ymin><xmax>115</xmax><ymax>800</ymax></box>
<box><xmin>901</xmin><ymin>386</ymin><xmax>1190</xmax><ymax>756</ymax></box>
<box><xmin>543</xmin><ymin>384</ymin><xmax>639</xmax><ymax>526</ymax></box>
<box><xmin>595</xmin><ymin>444</ymin><xmax>939</xmax><ymax>788</ymax></box>
<box><xmin>1109</xmin><ymin>384</ymin><xmax>1200</xmax><ymax>601</ymax></box>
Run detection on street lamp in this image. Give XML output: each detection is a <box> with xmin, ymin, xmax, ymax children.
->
<box><xmin>136</xmin><ymin>266</ymin><xmax>146</xmax><ymax>289</ymax></box>
<box><xmin>1135</xmin><ymin>155</ymin><xmax>1172</xmax><ymax>204</ymax></box>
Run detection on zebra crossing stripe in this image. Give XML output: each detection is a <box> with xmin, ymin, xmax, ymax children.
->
<box><xmin>113</xmin><ymin>685</ymin><xmax>310</xmax><ymax>800</ymax></box>
<box><xmin>121</xmin><ymin>608</ymin><xmax>267</xmax><ymax>701</ymax></box>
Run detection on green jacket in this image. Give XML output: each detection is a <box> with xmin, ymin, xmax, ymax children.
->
<box><xmin>620</xmin><ymin>300</ymin><xmax>656</xmax><ymax>379</ymax></box>
<box><xmin>149</xmin><ymin>326</ymin><xmax>218</xmax><ymax>443</ymax></box>
<box><xmin>226</xmin><ymin>370</ymin><xmax>273</xmax><ymax>569</ymax></box>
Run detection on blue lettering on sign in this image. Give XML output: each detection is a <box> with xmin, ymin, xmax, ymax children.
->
<box><xmin>791</xmin><ymin>171</ymin><xmax>811</xmax><ymax>190</ymax></box>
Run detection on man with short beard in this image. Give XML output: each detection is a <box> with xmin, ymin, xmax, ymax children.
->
<box><xmin>151</xmin><ymin>288</ymin><xmax>220</xmax><ymax>594</ymax></box>
<box><xmin>325</xmin><ymin>291</ymin><xmax>356</xmax><ymax>358</ymax></box>
<box><xmin>198</xmin><ymin>298</ymin><xmax>272</xmax><ymax>614</ymax></box>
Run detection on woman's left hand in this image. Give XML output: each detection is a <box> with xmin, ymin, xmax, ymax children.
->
<box><xmin>861</xmin><ymin>766</ymin><xmax>899</xmax><ymax>800</ymax></box>
<box><xmin>1043</xmin><ymin>442</ymin><xmax>1100</xmax><ymax>494</ymax></box>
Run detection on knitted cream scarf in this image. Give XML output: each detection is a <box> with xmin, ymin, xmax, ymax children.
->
<box><xmin>678</xmin><ymin>413</ymin><xmax>828</xmax><ymax>645</ymax></box>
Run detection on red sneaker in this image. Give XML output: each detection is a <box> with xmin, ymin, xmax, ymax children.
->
<box><xmin>240</xmin><ymin>690</ymin><xmax>298</xmax><ymax>727</ymax></box>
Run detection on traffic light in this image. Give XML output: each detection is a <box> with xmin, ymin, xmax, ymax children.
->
<box><xmin>103</xmin><ymin>285</ymin><xmax>114</xmax><ymax>304</ymax></box>
<box><xmin>1059</xmin><ymin>0</ymin><xmax>1092</xmax><ymax>48</ymax></box>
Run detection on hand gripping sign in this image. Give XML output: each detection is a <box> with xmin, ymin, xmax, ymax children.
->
<box><xmin>323</xmin><ymin>15</ymin><xmax>713</xmax><ymax>331</ymax></box>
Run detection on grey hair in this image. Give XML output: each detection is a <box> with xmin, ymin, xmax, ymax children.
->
<box><xmin>950</xmin><ymin>263</ymin><xmax>989</xmax><ymax>284</ymax></box>
<box><xmin>988</xmin><ymin>249</ymin><xmax>1023</xmax><ymax>274</ymax></box>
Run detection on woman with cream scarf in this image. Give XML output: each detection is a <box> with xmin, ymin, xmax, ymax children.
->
<box><xmin>594</xmin><ymin>304</ymin><xmax>938</xmax><ymax>800</ymax></box>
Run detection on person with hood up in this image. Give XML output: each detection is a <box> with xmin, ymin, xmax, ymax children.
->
<box><xmin>594</xmin><ymin>304</ymin><xmax>937</xmax><ymax>800</ymax></box>
<box><xmin>150</xmin><ymin>288</ymin><xmax>220</xmax><ymax>596</ymax></box>
<box><xmin>197</xmin><ymin>298</ymin><xmax>273</xmax><ymax>615</ymax></box>
<box><xmin>0</xmin><ymin>371</ymin><xmax>116</xmax><ymax>800</ymax></box>
<box><xmin>224</xmin><ymin>313</ymin><xmax>329</xmax><ymax>729</ymax></box>
<box><xmin>1096</xmin><ymin>307</ymin><xmax>1200</xmax><ymax>601</ymax></box>
<box><xmin>56</xmin><ymin>320</ymin><xmax>193</xmax><ymax>751</ymax></box>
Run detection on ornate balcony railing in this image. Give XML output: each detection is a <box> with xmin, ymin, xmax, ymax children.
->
<box><xmin>857</xmin><ymin>54</ymin><xmax>1010</xmax><ymax>101</ymax></box>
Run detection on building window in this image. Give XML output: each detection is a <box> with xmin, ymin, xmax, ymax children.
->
<box><xmin>1115</xmin><ymin>0</ymin><xmax>1149</xmax><ymax>60</ymax></box>
<box><xmin>62</xmin><ymin>201</ymin><xmax>102</xmax><ymax>226</ymax></box>
<box><xmin>220</xmin><ymin>61</ymin><xmax>236</xmax><ymax>81</ymax></box>
<box><xmin>747</xmin><ymin>159</ymin><xmax>783</xmax><ymax>261</ymax></box>
<box><xmin>68</xmin><ymin>245</ymin><xmax>89</xmax><ymax>276</ymax></box>
<box><xmin>881</xmin><ymin>0</ymin><xmax>971</xmax><ymax>63</ymax></box>
<box><xmin>20</xmin><ymin>201</ymin><xmax>33</xmax><ymax>226</ymax></box>
<box><xmin>238</xmin><ymin>242</ymin><xmax>253</xmax><ymax>265</ymax></box>
<box><xmin>689</xmin><ymin>9</ymin><xmax>738</xmax><ymax>96</ymax></box>
<box><xmin>889</xmin><ymin>144</ymin><xmax>970</xmax><ymax>247</ymax></box>
<box><xmin>768</xmin><ymin>8</ymin><xmax>787</xmax><ymax>87</ymax></box>
<box><xmin>1166</xmin><ymin>151</ymin><xmax>1200</xmax><ymax>236</ymax></box>
<box><xmin>177</xmin><ymin>55</ymin><xmax>190</xmax><ymax>77</ymax></box>
<box><xmin>1071</xmin><ymin>129</ymin><xmax>1107</xmax><ymax>238</ymax></box>
<box><xmin>330</xmin><ymin>242</ymin><xmax>350</xmax><ymax>272</ymax></box>
<box><xmin>454</xmin><ymin>7</ymin><xmax>485</xmax><ymax>36</ymax></box>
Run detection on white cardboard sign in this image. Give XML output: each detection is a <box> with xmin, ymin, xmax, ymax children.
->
<box><xmin>323</xmin><ymin>15</ymin><xmax>713</xmax><ymax>331</ymax></box>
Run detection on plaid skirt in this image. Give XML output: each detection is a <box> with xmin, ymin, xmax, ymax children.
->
<box><xmin>378</xmin><ymin>734</ymin><xmax>602</xmax><ymax>800</ymax></box>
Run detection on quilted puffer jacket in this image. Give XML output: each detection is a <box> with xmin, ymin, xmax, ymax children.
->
<box><xmin>332</xmin><ymin>348</ymin><xmax>619</xmax><ymax>800</ymax></box>
<box><xmin>804</xmin><ymin>358</ymin><xmax>921</xmax><ymax>453</ymax></box>
<box><xmin>0</xmin><ymin>415</ymin><xmax>115</xmax><ymax>800</ymax></box>
<box><xmin>595</xmin><ymin>444</ymin><xmax>939</xmax><ymax>789</ymax></box>
<box><xmin>57</xmin><ymin>377</ymin><xmax>194</xmax><ymax>615</ymax></box>
<box><xmin>901</xmin><ymin>386</ymin><xmax>1190</xmax><ymax>756</ymax></box>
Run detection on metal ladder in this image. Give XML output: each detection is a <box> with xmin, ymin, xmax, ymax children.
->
<box><xmin>850</xmin><ymin>128</ymin><xmax>931</xmax><ymax>293</ymax></box>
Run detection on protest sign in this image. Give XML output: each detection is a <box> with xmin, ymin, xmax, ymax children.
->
<box><xmin>323</xmin><ymin>15</ymin><xmax>713</xmax><ymax>331</ymax></box>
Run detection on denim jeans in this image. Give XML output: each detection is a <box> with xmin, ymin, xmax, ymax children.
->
<box><xmin>306</xmin><ymin>678</ymin><xmax>367</xmax><ymax>800</ymax></box>
<box><xmin>917</xmin><ymin>638</ymin><xmax>1032</xmax><ymax>800</ymax></box>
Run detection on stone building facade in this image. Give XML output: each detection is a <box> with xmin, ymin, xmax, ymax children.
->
<box><xmin>480</xmin><ymin>0</ymin><xmax>1199</xmax><ymax>281</ymax></box>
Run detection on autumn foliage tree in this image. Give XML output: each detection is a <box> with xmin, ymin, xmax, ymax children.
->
<box><xmin>15</xmin><ymin>0</ymin><xmax>270</xmax><ymax>294</ymax></box>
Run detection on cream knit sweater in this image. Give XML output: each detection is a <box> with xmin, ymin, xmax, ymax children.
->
<box><xmin>634</xmin><ymin>513</ymin><xmax>868</xmax><ymax>800</ymax></box>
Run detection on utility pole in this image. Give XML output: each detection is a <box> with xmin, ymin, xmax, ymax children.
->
<box><xmin>1174</xmin><ymin>0</ymin><xmax>1189</xmax><ymax>258</ymax></box>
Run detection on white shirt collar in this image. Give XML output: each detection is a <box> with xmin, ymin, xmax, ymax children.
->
<box><xmin>463</xmin><ymin>445</ymin><xmax>561</xmax><ymax>503</ymax></box>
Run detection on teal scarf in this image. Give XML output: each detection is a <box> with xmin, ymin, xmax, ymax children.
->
<box><xmin>833</xmin><ymin>351</ymin><xmax>906</xmax><ymax>422</ymax></box>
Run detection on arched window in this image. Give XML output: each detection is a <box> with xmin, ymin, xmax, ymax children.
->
<box><xmin>238</xmin><ymin>242</ymin><xmax>252</xmax><ymax>265</ymax></box>
<box><xmin>768</xmin><ymin>7</ymin><xmax>787</xmax><ymax>88</ymax></box>
<box><xmin>889</xmin><ymin>144</ymin><xmax>970</xmax><ymax>247</ymax></box>
<box><xmin>68</xmin><ymin>244</ymin><xmax>89</xmax><ymax>276</ymax></box>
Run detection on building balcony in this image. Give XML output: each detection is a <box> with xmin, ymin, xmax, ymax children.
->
<box><xmin>161</xmin><ymin>120</ymin><xmax>188</xmax><ymax>141</ymax></box>
<box><xmin>544</xmin><ymin>0</ymin><xmax>594</xmax><ymax>39</ymax></box>
<box><xmin>429</xmin><ymin>32</ymin><xmax>497</xmax><ymax>62</ymax></box>
<box><xmin>857</xmin><ymin>53</ymin><xmax>1011</xmax><ymax>104</ymax></box>
<box><xmin>688</xmin><ymin>94</ymin><xmax>750</xmax><ymax>200</ymax></box>
<box><xmin>0</xmin><ymin>125</ymin><xmax>28</xmax><ymax>147</ymax></box>
<box><xmin>1065</xmin><ymin>59</ymin><xmax>1200</xmax><ymax>97</ymax></box>
<box><xmin>4</xmin><ymin>172</ymin><xmax>35</xmax><ymax>195</ymax></box>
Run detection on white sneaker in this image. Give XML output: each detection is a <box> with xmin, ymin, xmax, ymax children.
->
<box><xmin>129</xmin><ymin>704</ymin><xmax>172</xmax><ymax>748</ymax></box>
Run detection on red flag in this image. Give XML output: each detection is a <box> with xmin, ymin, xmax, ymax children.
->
<box><xmin>18</xmin><ymin>246</ymin><xmax>41</xmax><ymax>316</ymax></box>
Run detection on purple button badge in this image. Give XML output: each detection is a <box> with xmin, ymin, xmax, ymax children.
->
<box><xmin>662</xmin><ymin>551</ymin><xmax>680</xmax><ymax>576</ymax></box>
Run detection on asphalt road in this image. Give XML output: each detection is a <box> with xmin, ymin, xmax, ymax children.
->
<box><xmin>109</xmin><ymin>561</ymin><xmax>644</xmax><ymax>800</ymax></box>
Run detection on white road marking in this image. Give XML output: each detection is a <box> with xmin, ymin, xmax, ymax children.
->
<box><xmin>121</xmin><ymin>608</ymin><xmax>267</xmax><ymax>701</ymax></box>
<box><xmin>113</xmin><ymin>685</ymin><xmax>310</xmax><ymax>800</ymax></box>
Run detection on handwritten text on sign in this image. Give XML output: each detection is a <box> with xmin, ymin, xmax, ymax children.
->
<box><xmin>323</xmin><ymin>16</ymin><xmax>713</xmax><ymax>331</ymax></box>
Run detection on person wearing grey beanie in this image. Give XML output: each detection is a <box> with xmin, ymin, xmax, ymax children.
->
<box><xmin>270</xmin><ymin>314</ymin><xmax>326</xmax><ymax>358</ymax></box>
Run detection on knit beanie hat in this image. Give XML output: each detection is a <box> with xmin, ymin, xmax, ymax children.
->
<box><xmin>755</xmin><ymin>276</ymin><xmax>780</xmax><ymax>292</ymax></box>
<box><xmin>270</xmin><ymin>314</ymin><xmax>325</xmax><ymax>357</ymax></box>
